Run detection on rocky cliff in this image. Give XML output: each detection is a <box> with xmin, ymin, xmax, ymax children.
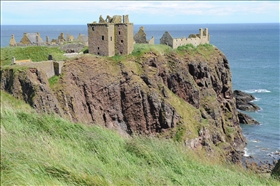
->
<box><xmin>1</xmin><ymin>45</ymin><xmax>247</xmax><ymax>163</ymax></box>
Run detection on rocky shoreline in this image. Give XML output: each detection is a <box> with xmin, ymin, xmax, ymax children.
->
<box><xmin>234</xmin><ymin>90</ymin><xmax>280</xmax><ymax>177</ymax></box>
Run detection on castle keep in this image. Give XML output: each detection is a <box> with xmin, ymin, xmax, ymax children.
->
<box><xmin>87</xmin><ymin>15</ymin><xmax>134</xmax><ymax>57</ymax></box>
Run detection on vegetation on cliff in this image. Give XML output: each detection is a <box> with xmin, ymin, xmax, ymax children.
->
<box><xmin>1</xmin><ymin>91</ymin><xmax>278</xmax><ymax>185</ymax></box>
<box><xmin>1</xmin><ymin>44</ymin><xmax>246</xmax><ymax>163</ymax></box>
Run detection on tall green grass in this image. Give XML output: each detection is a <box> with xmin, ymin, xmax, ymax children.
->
<box><xmin>1</xmin><ymin>90</ymin><xmax>278</xmax><ymax>185</ymax></box>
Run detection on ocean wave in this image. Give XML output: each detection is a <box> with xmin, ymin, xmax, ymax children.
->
<box><xmin>243</xmin><ymin>89</ymin><xmax>271</xmax><ymax>94</ymax></box>
<box><xmin>251</xmin><ymin>97</ymin><xmax>261</xmax><ymax>102</ymax></box>
<box><xmin>244</xmin><ymin>148</ymin><xmax>250</xmax><ymax>157</ymax></box>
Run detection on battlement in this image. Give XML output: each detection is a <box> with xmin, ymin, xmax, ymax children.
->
<box><xmin>87</xmin><ymin>15</ymin><xmax>134</xmax><ymax>57</ymax></box>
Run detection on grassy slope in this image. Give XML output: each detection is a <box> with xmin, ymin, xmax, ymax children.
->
<box><xmin>1</xmin><ymin>90</ymin><xmax>278</xmax><ymax>186</ymax></box>
<box><xmin>1</xmin><ymin>46</ymin><xmax>66</xmax><ymax>66</ymax></box>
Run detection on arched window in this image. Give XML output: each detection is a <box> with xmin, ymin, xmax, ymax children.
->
<box><xmin>102</xmin><ymin>36</ymin><xmax>104</xmax><ymax>40</ymax></box>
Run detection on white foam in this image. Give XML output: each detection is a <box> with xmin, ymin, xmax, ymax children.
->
<box><xmin>244</xmin><ymin>89</ymin><xmax>271</xmax><ymax>94</ymax></box>
<box><xmin>244</xmin><ymin>148</ymin><xmax>250</xmax><ymax>157</ymax></box>
<box><xmin>251</xmin><ymin>97</ymin><xmax>261</xmax><ymax>102</ymax></box>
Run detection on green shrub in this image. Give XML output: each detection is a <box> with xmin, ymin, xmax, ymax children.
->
<box><xmin>48</xmin><ymin>75</ymin><xmax>59</xmax><ymax>88</ymax></box>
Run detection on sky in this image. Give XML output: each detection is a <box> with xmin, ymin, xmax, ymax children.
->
<box><xmin>1</xmin><ymin>1</ymin><xmax>279</xmax><ymax>25</ymax></box>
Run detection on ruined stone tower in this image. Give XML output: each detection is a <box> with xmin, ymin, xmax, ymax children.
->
<box><xmin>87</xmin><ymin>15</ymin><xmax>134</xmax><ymax>57</ymax></box>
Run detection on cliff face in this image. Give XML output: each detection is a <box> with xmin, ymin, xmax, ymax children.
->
<box><xmin>1</xmin><ymin>46</ymin><xmax>246</xmax><ymax>163</ymax></box>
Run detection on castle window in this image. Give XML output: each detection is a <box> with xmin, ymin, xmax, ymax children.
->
<box><xmin>119</xmin><ymin>31</ymin><xmax>120</xmax><ymax>35</ymax></box>
<box><xmin>92</xmin><ymin>27</ymin><xmax>94</xmax><ymax>31</ymax></box>
<box><xmin>121</xmin><ymin>40</ymin><xmax>123</xmax><ymax>44</ymax></box>
<box><xmin>102</xmin><ymin>36</ymin><xmax>104</xmax><ymax>40</ymax></box>
<box><xmin>97</xmin><ymin>47</ymin><xmax>99</xmax><ymax>50</ymax></box>
<box><xmin>110</xmin><ymin>37</ymin><xmax>112</xmax><ymax>41</ymax></box>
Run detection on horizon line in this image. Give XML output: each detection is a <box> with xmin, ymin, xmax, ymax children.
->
<box><xmin>1</xmin><ymin>22</ymin><xmax>279</xmax><ymax>26</ymax></box>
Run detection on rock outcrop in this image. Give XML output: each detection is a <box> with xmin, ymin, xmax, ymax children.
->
<box><xmin>233</xmin><ymin>90</ymin><xmax>260</xmax><ymax>124</ymax></box>
<box><xmin>0</xmin><ymin>68</ymin><xmax>63</xmax><ymax>115</ymax></box>
<box><xmin>1</xmin><ymin>46</ymin><xmax>247</xmax><ymax>164</ymax></box>
<box><xmin>234</xmin><ymin>90</ymin><xmax>260</xmax><ymax>112</ymax></box>
<box><xmin>237</xmin><ymin>111</ymin><xmax>260</xmax><ymax>125</ymax></box>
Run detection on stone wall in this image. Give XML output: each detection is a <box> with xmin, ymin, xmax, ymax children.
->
<box><xmin>9</xmin><ymin>35</ymin><xmax>17</xmax><ymax>46</ymax></box>
<box><xmin>88</xmin><ymin>23</ymin><xmax>115</xmax><ymax>56</ymax></box>
<box><xmin>160</xmin><ymin>31</ymin><xmax>174</xmax><ymax>48</ymax></box>
<box><xmin>160</xmin><ymin>28</ymin><xmax>210</xmax><ymax>49</ymax></box>
<box><xmin>148</xmin><ymin>36</ymin><xmax>154</xmax><ymax>44</ymax></box>
<box><xmin>60</xmin><ymin>43</ymin><xmax>85</xmax><ymax>53</ymax></box>
<box><xmin>15</xmin><ymin>61</ymin><xmax>64</xmax><ymax>78</ymax></box>
<box><xmin>134</xmin><ymin>26</ymin><xmax>154</xmax><ymax>45</ymax></box>
<box><xmin>115</xmin><ymin>23</ymin><xmax>134</xmax><ymax>55</ymax></box>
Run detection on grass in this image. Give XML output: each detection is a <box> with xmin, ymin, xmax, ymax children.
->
<box><xmin>1</xmin><ymin>46</ymin><xmax>66</xmax><ymax>66</ymax></box>
<box><xmin>1</xmin><ymin>90</ymin><xmax>279</xmax><ymax>185</ymax></box>
<box><xmin>176</xmin><ymin>43</ymin><xmax>215</xmax><ymax>60</ymax></box>
<box><xmin>48</xmin><ymin>75</ymin><xmax>60</xmax><ymax>89</ymax></box>
<box><xmin>131</xmin><ymin>44</ymin><xmax>173</xmax><ymax>57</ymax></box>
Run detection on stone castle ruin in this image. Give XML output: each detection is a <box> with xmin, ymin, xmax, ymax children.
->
<box><xmin>134</xmin><ymin>26</ymin><xmax>154</xmax><ymax>44</ymax></box>
<box><xmin>87</xmin><ymin>15</ymin><xmax>134</xmax><ymax>57</ymax></box>
<box><xmin>9</xmin><ymin>32</ymin><xmax>88</xmax><ymax>47</ymax></box>
<box><xmin>18</xmin><ymin>32</ymin><xmax>45</xmax><ymax>46</ymax></box>
<box><xmin>160</xmin><ymin>28</ymin><xmax>210</xmax><ymax>49</ymax></box>
<box><xmin>8</xmin><ymin>14</ymin><xmax>210</xmax><ymax>57</ymax></box>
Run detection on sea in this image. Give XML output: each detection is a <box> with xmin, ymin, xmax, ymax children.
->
<box><xmin>1</xmin><ymin>23</ymin><xmax>279</xmax><ymax>163</ymax></box>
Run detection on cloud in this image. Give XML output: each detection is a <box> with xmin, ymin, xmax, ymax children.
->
<box><xmin>1</xmin><ymin>1</ymin><xmax>279</xmax><ymax>24</ymax></box>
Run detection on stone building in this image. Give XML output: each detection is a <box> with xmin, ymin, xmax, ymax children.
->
<box><xmin>19</xmin><ymin>32</ymin><xmax>44</xmax><ymax>46</ymax></box>
<box><xmin>57</xmin><ymin>33</ymin><xmax>66</xmax><ymax>44</ymax></box>
<box><xmin>160</xmin><ymin>28</ymin><xmax>210</xmax><ymax>49</ymax></box>
<box><xmin>87</xmin><ymin>15</ymin><xmax>134</xmax><ymax>57</ymax></box>
<box><xmin>134</xmin><ymin>26</ymin><xmax>154</xmax><ymax>44</ymax></box>
<box><xmin>9</xmin><ymin>34</ymin><xmax>17</xmax><ymax>46</ymax></box>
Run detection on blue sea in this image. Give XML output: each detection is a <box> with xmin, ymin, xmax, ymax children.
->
<box><xmin>1</xmin><ymin>24</ymin><xmax>279</xmax><ymax>162</ymax></box>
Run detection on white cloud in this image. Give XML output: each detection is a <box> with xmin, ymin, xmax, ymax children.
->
<box><xmin>1</xmin><ymin>1</ymin><xmax>279</xmax><ymax>24</ymax></box>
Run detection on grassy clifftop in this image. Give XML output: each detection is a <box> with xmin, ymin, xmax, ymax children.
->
<box><xmin>1</xmin><ymin>90</ymin><xmax>278</xmax><ymax>185</ymax></box>
<box><xmin>1</xmin><ymin>46</ymin><xmax>66</xmax><ymax>66</ymax></box>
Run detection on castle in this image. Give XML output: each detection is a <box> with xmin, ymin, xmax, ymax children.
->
<box><xmin>9</xmin><ymin>15</ymin><xmax>210</xmax><ymax>58</ymax></box>
<box><xmin>87</xmin><ymin>15</ymin><xmax>134</xmax><ymax>57</ymax></box>
<box><xmin>160</xmin><ymin>28</ymin><xmax>210</xmax><ymax>48</ymax></box>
